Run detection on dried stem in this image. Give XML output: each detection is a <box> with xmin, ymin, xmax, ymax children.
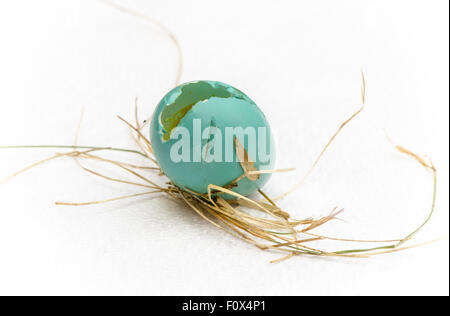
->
<box><xmin>100</xmin><ymin>0</ymin><xmax>182</xmax><ymax>87</ymax></box>
<box><xmin>56</xmin><ymin>190</ymin><xmax>161</xmax><ymax>206</ymax></box>
<box><xmin>274</xmin><ymin>72</ymin><xmax>366</xmax><ymax>201</ymax></box>
<box><xmin>0</xmin><ymin>145</ymin><xmax>148</xmax><ymax>158</ymax></box>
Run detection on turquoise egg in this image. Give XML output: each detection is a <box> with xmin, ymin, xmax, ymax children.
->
<box><xmin>150</xmin><ymin>80</ymin><xmax>275</xmax><ymax>198</ymax></box>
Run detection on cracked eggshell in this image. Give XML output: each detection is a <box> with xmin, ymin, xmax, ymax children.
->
<box><xmin>150</xmin><ymin>80</ymin><xmax>275</xmax><ymax>197</ymax></box>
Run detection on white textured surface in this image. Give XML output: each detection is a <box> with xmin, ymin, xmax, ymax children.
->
<box><xmin>0</xmin><ymin>0</ymin><xmax>448</xmax><ymax>295</ymax></box>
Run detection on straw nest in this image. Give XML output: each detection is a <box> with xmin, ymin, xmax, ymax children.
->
<box><xmin>1</xmin><ymin>79</ymin><xmax>439</xmax><ymax>262</ymax></box>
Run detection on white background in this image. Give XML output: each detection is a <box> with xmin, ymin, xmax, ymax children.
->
<box><xmin>0</xmin><ymin>0</ymin><xmax>448</xmax><ymax>296</ymax></box>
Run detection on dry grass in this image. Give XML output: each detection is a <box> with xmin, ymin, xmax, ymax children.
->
<box><xmin>0</xmin><ymin>88</ymin><xmax>440</xmax><ymax>262</ymax></box>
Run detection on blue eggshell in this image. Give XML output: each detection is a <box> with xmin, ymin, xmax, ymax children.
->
<box><xmin>150</xmin><ymin>80</ymin><xmax>275</xmax><ymax>198</ymax></box>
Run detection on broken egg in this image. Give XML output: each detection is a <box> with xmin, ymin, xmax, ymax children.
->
<box><xmin>150</xmin><ymin>80</ymin><xmax>275</xmax><ymax>197</ymax></box>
